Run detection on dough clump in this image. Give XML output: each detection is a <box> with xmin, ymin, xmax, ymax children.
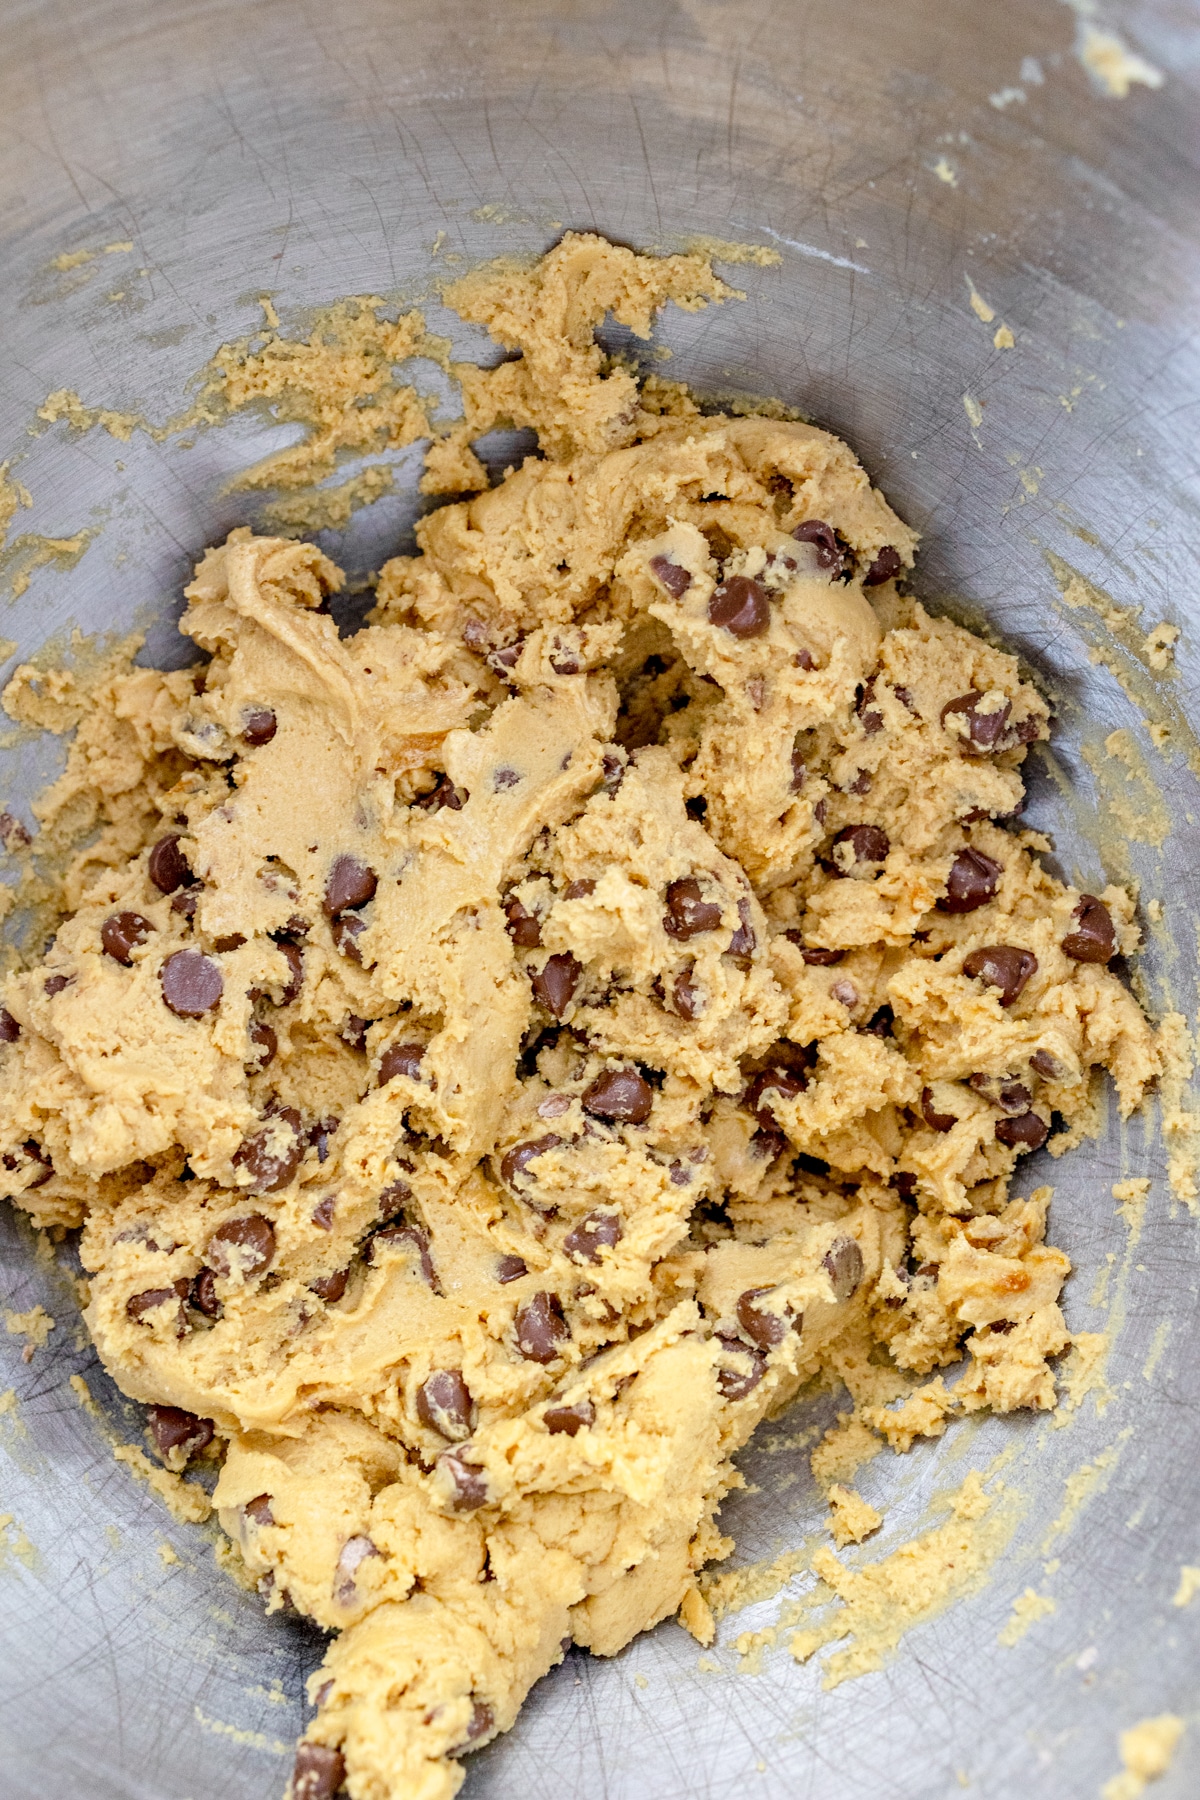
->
<box><xmin>0</xmin><ymin>235</ymin><xmax>1158</xmax><ymax>1800</ymax></box>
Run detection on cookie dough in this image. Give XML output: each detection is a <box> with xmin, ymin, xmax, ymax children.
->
<box><xmin>0</xmin><ymin>235</ymin><xmax>1158</xmax><ymax>1800</ymax></box>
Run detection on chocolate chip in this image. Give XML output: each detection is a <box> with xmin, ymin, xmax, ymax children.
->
<box><xmin>270</xmin><ymin>937</ymin><xmax>304</xmax><ymax>1004</ymax></box>
<box><xmin>792</xmin><ymin>519</ymin><xmax>841</xmax><ymax>570</ymax></box>
<box><xmin>544</xmin><ymin>1398</ymin><xmax>595</xmax><ymax>1436</ymax></box>
<box><xmin>531</xmin><ymin>953</ymin><xmax>581</xmax><ymax>1019</ymax></box>
<box><xmin>309</xmin><ymin>1266</ymin><xmax>349</xmax><ymax>1303</ymax></box>
<box><xmin>416</xmin><ymin>1369</ymin><xmax>475</xmax><ymax>1440</ymax></box>
<box><xmin>292</xmin><ymin>1744</ymin><xmax>345</xmax><ymax>1800</ymax></box>
<box><xmin>1062</xmin><ymin>895</ymin><xmax>1116</xmax><ymax>963</ymax></box>
<box><xmin>663</xmin><ymin>877</ymin><xmax>723</xmax><ymax>939</ymax></box>
<box><xmin>494</xmin><ymin>765</ymin><xmax>523</xmax><ymax>790</ymax></box>
<box><xmin>241</xmin><ymin>707</ymin><xmax>277</xmax><ymax>746</ymax></box>
<box><xmin>331</xmin><ymin>915</ymin><xmax>365</xmax><ymax>962</ymax></box>
<box><xmin>147</xmin><ymin>1404</ymin><xmax>213</xmax><ymax>1465</ymax></box>
<box><xmin>371</xmin><ymin>1220</ymin><xmax>440</xmax><ymax>1291</ymax></box>
<box><xmin>0</xmin><ymin>1009</ymin><xmax>18</xmax><ymax>1042</ymax></box>
<box><xmin>324</xmin><ymin>856</ymin><xmax>377</xmax><ymax>918</ymax></box>
<box><xmin>737</xmin><ymin>1286</ymin><xmax>794</xmax><ymax>1348</ymax></box>
<box><xmin>190</xmin><ymin>1268</ymin><xmax>220</xmax><ymax>1317</ymax></box>
<box><xmin>563</xmin><ymin>1209</ymin><xmax>621</xmax><ymax>1265</ymax></box>
<box><xmin>894</xmin><ymin>685</ymin><xmax>916</xmax><ymax>713</ymax></box>
<box><xmin>708</xmin><ymin>575</ymin><xmax>770</xmax><ymax>638</ymax></box>
<box><xmin>500</xmin><ymin>1134</ymin><xmax>563</xmax><ymax>1191</ymax></box>
<box><xmin>170</xmin><ymin>883</ymin><xmax>202</xmax><ymax>920</ymax></box>
<box><xmin>456</xmin><ymin>1700</ymin><xmax>495</xmax><ymax>1749</ymax></box>
<box><xmin>213</xmin><ymin>934</ymin><xmax>246</xmax><ymax>954</ymax></box>
<box><xmin>415</xmin><ymin>772</ymin><xmax>465</xmax><ymax>812</ymax></box>
<box><xmin>823</xmin><ymin>1237</ymin><xmax>864</xmax><ymax>1301</ymax></box>
<box><xmin>800</xmin><ymin>945</ymin><xmax>845</xmax><ymax>966</ymax></box>
<box><xmin>863</xmin><ymin>545</ymin><xmax>902</xmax><ymax>587</ymax></box>
<box><xmin>0</xmin><ymin>811</ymin><xmax>30</xmax><ymax>851</ymax></box>
<box><xmin>920</xmin><ymin>1087</ymin><xmax>957</xmax><ymax>1132</ymax></box>
<box><xmin>207</xmin><ymin>1213</ymin><xmax>276</xmax><ymax>1279</ymax></box>
<box><xmin>941</xmin><ymin>690</ymin><xmax>1012</xmax><ymax>751</ymax></box>
<box><xmin>601</xmin><ymin>751</ymin><xmax>625</xmax><ymax>794</ymax></box>
<box><xmin>44</xmin><ymin>973</ymin><xmax>73</xmax><ymax>996</ymax></box>
<box><xmin>864</xmin><ymin>1005</ymin><xmax>894</xmax><ymax>1038</ymax></box>
<box><xmin>939</xmin><ymin>848</ymin><xmax>1002</xmax><ymax>914</ymax></box>
<box><xmin>743</xmin><ymin>1060</ymin><xmax>807</xmax><ymax>1122</ymax></box>
<box><xmin>334</xmin><ymin>1534</ymin><xmax>380</xmax><ymax>1606</ymax></box>
<box><xmin>562</xmin><ymin>879</ymin><xmax>596</xmax><ymax>901</ymax></box>
<box><xmin>649</xmin><ymin>554</ymin><xmax>692</xmax><ymax>597</ymax></box>
<box><xmin>726</xmin><ymin>898</ymin><xmax>756</xmax><ymax>964</ymax></box>
<box><xmin>233</xmin><ymin>1107</ymin><xmax>304</xmax><ymax>1193</ymax></box>
<box><xmin>126</xmin><ymin>1282</ymin><xmax>189</xmax><ymax>1327</ymax></box>
<box><xmin>515</xmin><ymin>1291</ymin><xmax>568</xmax><ymax>1363</ymax></box>
<box><xmin>996</xmin><ymin>1110</ymin><xmax>1050</xmax><ymax>1151</ymax></box>
<box><xmin>702</xmin><ymin>524</ymin><xmax>736</xmax><ymax>564</ymax></box>
<box><xmin>684</xmin><ymin>794</ymin><xmax>707</xmax><ymax>820</ymax></box>
<box><xmin>342</xmin><ymin>1014</ymin><xmax>368</xmax><ymax>1053</ymax></box>
<box><xmin>550</xmin><ymin>650</ymin><xmax>580</xmax><ymax>676</ymax></box>
<box><xmin>496</xmin><ymin>1254</ymin><xmax>528</xmax><ymax>1283</ymax></box>
<box><xmin>1030</xmin><ymin>1049</ymin><xmax>1062</xmax><ymax>1081</ymax></box>
<box><xmin>160</xmin><ymin>950</ymin><xmax>223</xmax><ymax>1017</ymax></box>
<box><xmin>831</xmin><ymin>824</ymin><xmax>889</xmax><ymax>873</ymax></box>
<box><xmin>998</xmin><ymin>1081</ymin><xmax>1032</xmax><ymax>1114</ymax></box>
<box><xmin>101</xmin><ymin>911</ymin><xmax>155</xmax><ymax>965</ymax></box>
<box><xmin>312</xmin><ymin>1196</ymin><xmax>336</xmax><ymax>1231</ymax></box>
<box><xmin>308</xmin><ymin>1117</ymin><xmax>338</xmax><ymax>1163</ymax></box>
<box><xmin>861</xmin><ymin>710</ymin><xmax>883</xmax><ymax>736</ymax></box>
<box><xmin>148</xmin><ymin>834</ymin><xmax>190</xmax><ymax>894</ymax></box>
<box><xmin>716</xmin><ymin>1334</ymin><xmax>768</xmax><ymax>1400</ymax></box>
<box><xmin>248</xmin><ymin>1021</ymin><xmax>277</xmax><ymax>1068</ymax></box>
<box><xmin>438</xmin><ymin>1449</ymin><xmax>489</xmax><ymax>1511</ymax></box>
<box><xmin>582</xmin><ymin>1067</ymin><xmax>653</xmax><ymax>1125</ymax></box>
<box><xmin>378</xmin><ymin>1042</ymin><xmax>424</xmax><ymax>1086</ymax></box>
<box><xmin>245</xmin><ymin>1493</ymin><xmax>274</xmax><ymax>1527</ymax></box>
<box><xmin>504</xmin><ymin>896</ymin><xmax>542</xmax><ymax>948</ymax></box>
<box><xmin>962</xmin><ymin>946</ymin><xmax>1037</xmax><ymax>1006</ymax></box>
<box><xmin>673</xmin><ymin>967</ymin><xmax>702</xmax><ymax>1020</ymax></box>
<box><xmin>789</xmin><ymin>746</ymin><xmax>807</xmax><ymax>793</ymax></box>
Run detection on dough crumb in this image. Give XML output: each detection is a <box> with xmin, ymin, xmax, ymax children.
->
<box><xmin>113</xmin><ymin>1444</ymin><xmax>212</xmax><ymax>1524</ymax></box>
<box><xmin>1101</xmin><ymin>1716</ymin><xmax>1184</xmax><ymax>1800</ymax></box>
<box><xmin>1077</xmin><ymin>25</ymin><xmax>1165</xmax><ymax>100</ymax></box>
<box><xmin>4</xmin><ymin>1303</ymin><xmax>54</xmax><ymax>1360</ymax></box>
<box><xmin>157</xmin><ymin>1540</ymin><xmax>181</xmax><ymax>1566</ymax></box>
<box><xmin>827</xmin><ymin>1483</ymin><xmax>882</xmax><ymax>1546</ymax></box>
<box><xmin>993</xmin><ymin>324</ymin><xmax>1015</xmax><ymax>350</ymax></box>
<box><xmin>1172</xmin><ymin>1565</ymin><xmax>1200</xmax><ymax>1607</ymax></box>
<box><xmin>1141</xmin><ymin>622</ymin><xmax>1179</xmax><ymax>671</ymax></box>
<box><xmin>966</xmin><ymin>282</ymin><xmax>995</xmax><ymax>324</ymax></box>
<box><xmin>997</xmin><ymin>1586</ymin><xmax>1055</xmax><ymax>1646</ymax></box>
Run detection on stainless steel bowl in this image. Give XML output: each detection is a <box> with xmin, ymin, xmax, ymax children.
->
<box><xmin>1</xmin><ymin>3</ymin><xmax>1198</xmax><ymax>1795</ymax></box>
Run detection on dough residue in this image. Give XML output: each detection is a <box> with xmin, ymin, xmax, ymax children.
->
<box><xmin>1101</xmin><ymin>1715</ymin><xmax>1183</xmax><ymax>1800</ymax></box>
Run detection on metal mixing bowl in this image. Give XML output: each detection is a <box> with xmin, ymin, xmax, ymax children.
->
<box><xmin>1</xmin><ymin>2</ymin><xmax>1198</xmax><ymax>1795</ymax></box>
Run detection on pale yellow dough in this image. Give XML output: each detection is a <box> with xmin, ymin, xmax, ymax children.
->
<box><xmin>0</xmin><ymin>235</ymin><xmax>1159</xmax><ymax>1800</ymax></box>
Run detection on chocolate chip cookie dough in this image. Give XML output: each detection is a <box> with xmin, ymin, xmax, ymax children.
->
<box><xmin>0</xmin><ymin>235</ymin><xmax>1159</xmax><ymax>1800</ymax></box>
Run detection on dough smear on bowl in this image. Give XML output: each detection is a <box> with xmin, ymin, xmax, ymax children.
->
<box><xmin>0</xmin><ymin>235</ymin><xmax>1158</xmax><ymax>1800</ymax></box>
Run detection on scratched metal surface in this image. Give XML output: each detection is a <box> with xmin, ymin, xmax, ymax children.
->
<box><xmin>0</xmin><ymin>1</ymin><xmax>1198</xmax><ymax>1794</ymax></box>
